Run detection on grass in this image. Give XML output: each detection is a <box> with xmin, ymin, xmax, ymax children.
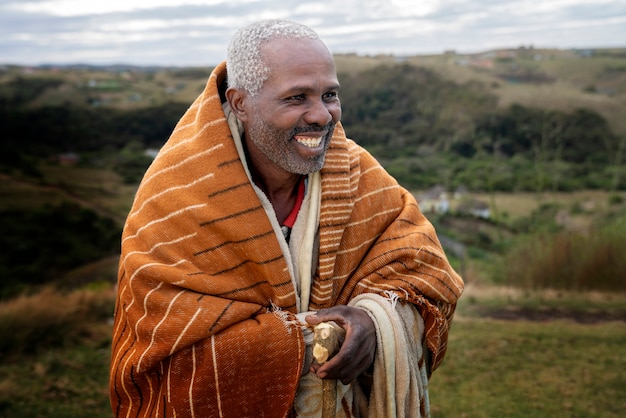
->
<box><xmin>401</xmin><ymin>48</ymin><xmax>626</xmax><ymax>137</ymax></box>
<box><xmin>0</xmin><ymin>337</ymin><xmax>112</xmax><ymax>418</ymax></box>
<box><xmin>0</xmin><ymin>287</ymin><xmax>115</xmax><ymax>357</ymax></box>
<box><xmin>0</xmin><ymin>286</ymin><xmax>115</xmax><ymax>417</ymax></box>
<box><xmin>431</xmin><ymin>285</ymin><xmax>626</xmax><ymax>416</ymax></box>
<box><xmin>429</xmin><ymin>318</ymin><xmax>626</xmax><ymax>417</ymax></box>
<box><xmin>39</xmin><ymin>164</ymin><xmax>135</xmax><ymax>225</ymax></box>
<box><xmin>496</xmin><ymin>214</ymin><xmax>626</xmax><ymax>292</ymax></box>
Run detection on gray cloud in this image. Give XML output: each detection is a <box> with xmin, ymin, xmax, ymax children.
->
<box><xmin>1</xmin><ymin>0</ymin><xmax>625</xmax><ymax>66</ymax></box>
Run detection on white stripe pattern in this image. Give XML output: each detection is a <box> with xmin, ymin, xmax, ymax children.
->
<box><xmin>136</xmin><ymin>289</ymin><xmax>187</xmax><ymax>372</ymax></box>
<box><xmin>131</xmin><ymin>143</ymin><xmax>224</xmax><ymax>201</ymax></box>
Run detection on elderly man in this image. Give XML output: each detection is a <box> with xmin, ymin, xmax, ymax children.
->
<box><xmin>110</xmin><ymin>19</ymin><xmax>463</xmax><ymax>418</ymax></box>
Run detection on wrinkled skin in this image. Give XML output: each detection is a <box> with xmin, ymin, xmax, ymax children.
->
<box><xmin>226</xmin><ymin>37</ymin><xmax>341</xmax><ymax>222</ymax></box>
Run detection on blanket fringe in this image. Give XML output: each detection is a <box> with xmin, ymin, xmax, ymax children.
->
<box><xmin>269</xmin><ymin>300</ymin><xmax>299</xmax><ymax>333</ymax></box>
<box><xmin>383</xmin><ymin>290</ymin><xmax>401</xmax><ymax>310</ymax></box>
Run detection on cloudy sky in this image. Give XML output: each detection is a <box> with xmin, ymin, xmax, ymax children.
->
<box><xmin>2</xmin><ymin>0</ymin><xmax>625</xmax><ymax>66</ymax></box>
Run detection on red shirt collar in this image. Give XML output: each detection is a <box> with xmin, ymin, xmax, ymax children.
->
<box><xmin>282</xmin><ymin>176</ymin><xmax>306</xmax><ymax>228</ymax></box>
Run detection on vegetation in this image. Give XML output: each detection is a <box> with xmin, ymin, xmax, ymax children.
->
<box><xmin>429</xmin><ymin>285</ymin><xmax>626</xmax><ymax>417</ymax></box>
<box><xmin>430</xmin><ymin>317</ymin><xmax>626</xmax><ymax>417</ymax></box>
<box><xmin>0</xmin><ymin>48</ymin><xmax>625</xmax><ymax>416</ymax></box>
<box><xmin>0</xmin><ymin>287</ymin><xmax>114</xmax><ymax>417</ymax></box>
<box><xmin>2</xmin><ymin>49</ymin><xmax>625</xmax><ymax>192</ymax></box>
<box><xmin>497</xmin><ymin>213</ymin><xmax>626</xmax><ymax>291</ymax></box>
<box><xmin>0</xmin><ymin>102</ymin><xmax>187</xmax><ymax>183</ymax></box>
<box><xmin>0</xmin><ymin>286</ymin><xmax>114</xmax><ymax>358</ymax></box>
<box><xmin>338</xmin><ymin>64</ymin><xmax>624</xmax><ymax>191</ymax></box>
<box><xmin>0</xmin><ymin>203</ymin><xmax>121</xmax><ymax>299</ymax></box>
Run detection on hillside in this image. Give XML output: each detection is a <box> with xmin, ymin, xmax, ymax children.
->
<box><xmin>337</xmin><ymin>47</ymin><xmax>626</xmax><ymax>136</ymax></box>
<box><xmin>2</xmin><ymin>46</ymin><xmax>625</xmax><ymax>134</ymax></box>
<box><xmin>1</xmin><ymin>47</ymin><xmax>625</xmax><ymax>297</ymax></box>
<box><xmin>3</xmin><ymin>47</ymin><xmax>625</xmax><ymax>193</ymax></box>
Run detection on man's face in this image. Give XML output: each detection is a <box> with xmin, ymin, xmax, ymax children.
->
<box><xmin>242</xmin><ymin>38</ymin><xmax>341</xmax><ymax>175</ymax></box>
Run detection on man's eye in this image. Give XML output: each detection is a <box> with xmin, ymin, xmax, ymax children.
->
<box><xmin>324</xmin><ymin>92</ymin><xmax>338</xmax><ymax>100</ymax></box>
<box><xmin>288</xmin><ymin>94</ymin><xmax>306</xmax><ymax>101</ymax></box>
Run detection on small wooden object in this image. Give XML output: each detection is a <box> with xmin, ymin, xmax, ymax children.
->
<box><xmin>313</xmin><ymin>322</ymin><xmax>344</xmax><ymax>364</ymax></box>
<box><xmin>313</xmin><ymin>322</ymin><xmax>345</xmax><ymax>418</ymax></box>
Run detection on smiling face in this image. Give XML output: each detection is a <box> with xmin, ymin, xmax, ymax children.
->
<box><xmin>228</xmin><ymin>37</ymin><xmax>341</xmax><ymax>177</ymax></box>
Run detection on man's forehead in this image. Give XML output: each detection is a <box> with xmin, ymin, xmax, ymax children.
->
<box><xmin>264</xmin><ymin>40</ymin><xmax>334</xmax><ymax>70</ymax></box>
<box><xmin>255</xmin><ymin>37</ymin><xmax>338</xmax><ymax>93</ymax></box>
<box><xmin>261</xmin><ymin>37</ymin><xmax>330</xmax><ymax>59</ymax></box>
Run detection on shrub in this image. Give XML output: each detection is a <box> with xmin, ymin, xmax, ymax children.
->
<box><xmin>496</xmin><ymin>215</ymin><xmax>626</xmax><ymax>292</ymax></box>
<box><xmin>0</xmin><ymin>203</ymin><xmax>121</xmax><ymax>298</ymax></box>
<box><xmin>0</xmin><ymin>287</ymin><xmax>115</xmax><ymax>357</ymax></box>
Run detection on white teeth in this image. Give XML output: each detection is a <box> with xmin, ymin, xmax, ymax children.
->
<box><xmin>295</xmin><ymin>136</ymin><xmax>323</xmax><ymax>148</ymax></box>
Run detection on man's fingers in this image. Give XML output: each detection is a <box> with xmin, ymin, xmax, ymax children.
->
<box><xmin>314</xmin><ymin>335</ymin><xmax>363</xmax><ymax>381</ymax></box>
<box><xmin>305</xmin><ymin>308</ymin><xmax>347</xmax><ymax>326</ymax></box>
<box><xmin>306</xmin><ymin>305</ymin><xmax>376</xmax><ymax>383</ymax></box>
<box><xmin>316</xmin><ymin>352</ymin><xmax>365</xmax><ymax>383</ymax></box>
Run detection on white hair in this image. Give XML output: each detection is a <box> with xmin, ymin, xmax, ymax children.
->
<box><xmin>226</xmin><ymin>19</ymin><xmax>321</xmax><ymax>96</ymax></box>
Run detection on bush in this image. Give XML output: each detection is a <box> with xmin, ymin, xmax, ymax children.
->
<box><xmin>0</xmin><ymin>203</ymin><xmax>121</xmax><ymax>298</ymax></box>
<box><xmin>496</xmin><ymin>215</ymin><xmax>626</xmax><ymax>292</ymax></box>
<box><xmin>0</xmin><ymin>287</ymin><xmax>115</xmax><ymax>357</ymax></box>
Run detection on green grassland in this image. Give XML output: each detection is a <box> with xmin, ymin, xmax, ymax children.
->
<box><xmin>430</xmin><ymin>317</ymin><xmax>626</xmax><ymax>417</ymax></box>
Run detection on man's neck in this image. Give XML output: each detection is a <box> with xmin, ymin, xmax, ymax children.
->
<box><xmin>250</xmin><ymin>166</ymin><xmax>302</xmax><ymax>225</ymax></box>
<box><xmin>243</xmin><ymin>142</ymin><xmax>303</xmax><ymax>224</ymax></box>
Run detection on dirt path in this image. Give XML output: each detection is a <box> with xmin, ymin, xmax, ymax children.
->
<box><xmin>479</xmin><ymin>306</ymin><xmax>626</xmax><ymax>323</ymax></box>
<box><xmin>459</xmin><ymin>284</ymin><xmax>626</xmax><ymax>324</ymax></box>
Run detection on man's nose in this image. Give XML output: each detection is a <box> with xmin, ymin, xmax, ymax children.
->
<box><xmin>304</xmin><ymin>98</ymin><xmax>333</xmax><ymax>126</ymax></box>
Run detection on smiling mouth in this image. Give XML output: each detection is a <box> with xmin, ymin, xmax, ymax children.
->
<box><xmin>294</xmin><ymin>135</ymin><xmax>324</xmax><ymax>148</ymax></box>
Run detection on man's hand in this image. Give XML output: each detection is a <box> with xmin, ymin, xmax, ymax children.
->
<box><xmin>305</xmin><ymin>305</ymin><xmax>376</xmax><ymax>384</ymax></box>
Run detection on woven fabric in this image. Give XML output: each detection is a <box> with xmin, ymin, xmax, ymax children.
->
<box><xmin>110</xmin><ymin>61</ymin><xmax>463</xmax><ymax>418</ymax></box>
<box><xmin>294</xmin><ymin>294</ymin><xmax>429</xmax><ymax>418</ymax></box>
<box><xmin>351</xmin><ymin>293</ymin><xmax>430</xmax><ymax>417</ymax></box>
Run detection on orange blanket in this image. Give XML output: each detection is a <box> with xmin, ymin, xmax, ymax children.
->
<box><xmin>110</xmin><ymin>61</ymin><xmax>463</xmax><ymax>417</ymax></box>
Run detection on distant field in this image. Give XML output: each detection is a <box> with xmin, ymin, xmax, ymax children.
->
<box><xmin>466</xmin><ymin>189</ymin><xmax>612</xmax><ymax>220</ymax></box>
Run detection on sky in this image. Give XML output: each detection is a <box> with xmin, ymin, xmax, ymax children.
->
<box><xmin>1</xmin><ymin>0</ymin><xmax>626</xmax><ymax>67</ymax></box>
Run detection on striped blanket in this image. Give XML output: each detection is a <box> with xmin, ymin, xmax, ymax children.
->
<box><xmin>110</xmin><ymin>61</ymin><xmax>463</xmax><ymax>417</ymax></box>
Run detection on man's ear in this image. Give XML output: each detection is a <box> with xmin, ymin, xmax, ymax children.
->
<box><xmin>225</xmin><ymin>87</ymin><xmax>249</xmax><ymax>122</ymax></box>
